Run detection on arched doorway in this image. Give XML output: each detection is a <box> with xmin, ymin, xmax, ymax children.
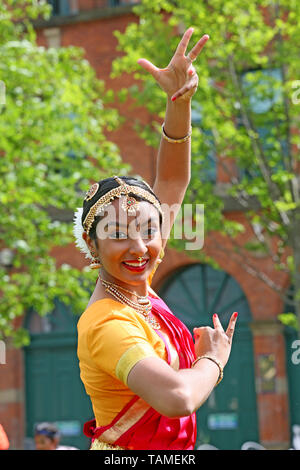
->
<box><xmin>159</xmin><ymin>263</ymin><xmax>259</xmax><ymax>450</ymax></box>
<box><xmin>24</xmin><ymin>300</ymin><xmax>93</xmax><ymax>450</ymax></box>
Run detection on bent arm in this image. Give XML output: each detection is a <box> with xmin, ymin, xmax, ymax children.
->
<box><xmin>138</xmin><ymin>29</ymin><xmax>209</xmax><ymax>247</ymax></box>
<box><xmin>152</xmin><ymin>98</ymin><xmax>192</xmax><ymax>248</ymax></box>
<box><xmin>127</xmin><ymin>313</ymin><xmax>238</xmax><ymax>417</ymax></box>
<box><xmin>127</xmin><ymin>355</ymin><xmax>219</xmax><ymax>418</ymax></box>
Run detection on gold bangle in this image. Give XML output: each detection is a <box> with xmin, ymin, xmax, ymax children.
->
<box><xmin>192</xmin><ymin>355</ymin><xmax>224</xmax><ymax>387</ymax></box>
<box><xmin>161</xmin><ymin>123</ymin><xmax>192</xmax><ymax>144</ymax></box>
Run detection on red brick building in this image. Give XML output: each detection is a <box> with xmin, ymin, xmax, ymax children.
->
<box><xmin>0</xmin><ymin>0</ymin><xmax>299</xmax><ymax>450</ymax></box>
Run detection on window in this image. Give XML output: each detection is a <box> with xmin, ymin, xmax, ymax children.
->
<box><xmin>242</xmin><ymin>68</ymin><xmax>282</xmax><ymax>115</ymax></box>
<box><xmin>239</xmin><ymin>68</ymin><xmax>286</xmax><ymax>180</ymax></box>
<box><xmin>192</xmin><ymin>103</ymin><xmax>217</xmax><ymax>183</ymax></box>
<box><xmin>48</xmin><ymin>0</ymin><xmax>70</xmax><ymax>16</ymax></box>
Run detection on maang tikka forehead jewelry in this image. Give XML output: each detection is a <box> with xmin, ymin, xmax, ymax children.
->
<box><xmin>114</xmin><ymin>176</ymin><xmax>140</xmax><ymax>215</ymax></box>
<box><xmin>82</xmin><ymin>176</ymin><xmax>164</xmax><ymax>235</ymax></box>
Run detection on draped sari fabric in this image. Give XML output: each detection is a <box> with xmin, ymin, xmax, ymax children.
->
<box><xmin>83</xmin><ymin>295</ymin><xmax>197</xmax><ymax>450</ymax></box>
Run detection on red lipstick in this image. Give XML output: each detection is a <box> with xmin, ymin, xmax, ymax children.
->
<box><xmin>122</xmin><ymin>259</ymin><xmax>149</xmax><ymax>272</ymax></box>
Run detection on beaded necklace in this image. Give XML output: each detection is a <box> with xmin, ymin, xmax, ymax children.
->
<box><xmin>99</xmin><ymin>276</ymin><xmax>161</xmax><ymax>330</ymax></box>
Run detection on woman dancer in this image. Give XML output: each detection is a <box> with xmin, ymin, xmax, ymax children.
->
<box><xmin>75</xmin><ymin>28</ymin><xmax>238</xmax><ymax>450</ymax></box>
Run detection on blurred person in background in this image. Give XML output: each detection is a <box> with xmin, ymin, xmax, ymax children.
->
<box><xmin>34</xmin><ymin>422</ymin><xmax>78</xmax><ymax>450</ymax></box>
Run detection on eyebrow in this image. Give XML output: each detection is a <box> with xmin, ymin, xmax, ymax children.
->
<box><xmin>105</xmin><ymin>222</ymin><xmax>127</xmax><ymax>229</ymax></box>
<box><xmin>105</xmin><ymin>218</ymin><xmax>158</xmax><ymax>229</ymax></box>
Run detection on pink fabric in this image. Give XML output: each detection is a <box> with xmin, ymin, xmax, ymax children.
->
<box><xmin>84</xmin><ymin>295</ymin><xmax>197</xmax><ymax>450</ymax></box>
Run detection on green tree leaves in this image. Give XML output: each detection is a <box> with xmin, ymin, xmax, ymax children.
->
<box><xmin>111</xmin><ymin>0</ymin><xmax>300</xmax><ymax>330</ymax></box>
<box><xmin>0</xmin><ymin>1</ymin><xmax>128</xmax><ymax>345</ymax></box>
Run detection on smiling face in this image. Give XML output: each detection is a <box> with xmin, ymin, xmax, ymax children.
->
<box><xmin>85</xmin><ymin>197</ymin><xmax>162</xmax><ymax>293</ymax></box>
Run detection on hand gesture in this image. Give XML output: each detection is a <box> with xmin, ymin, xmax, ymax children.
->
<box><xmin>137</xmin><ymin>27</ymin><xmax>209</xmax><ymax>102</ymax></box>
<box><xmin>193</xmin><ymin>312</ymin><xmax>238</xmax><ymax>368</ymax></box>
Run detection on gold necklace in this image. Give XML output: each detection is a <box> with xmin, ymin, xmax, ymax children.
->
<box><xmin>100</xmin><ymin>277</ymin><xmax>149</xmax><ymax>304</ymax></box>
<box><xmin>99</xmin><ymin>277</ymin><xmax>160</xmax><ymax>330</ymax></box>
<box><xmin>100</xmin><ymin>277</ymin><xmax>152</xmax><ymax>313</ymax></box>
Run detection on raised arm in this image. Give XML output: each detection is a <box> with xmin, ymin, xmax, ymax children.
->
<box><xmin>138</xmin><ymin>28</ymin><xmax>209</xmax><ymax>247</ymax></box>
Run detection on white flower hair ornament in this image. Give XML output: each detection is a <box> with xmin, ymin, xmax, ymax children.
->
<box><xmin>73</xmin><ymin>207</ymin><xmax>93</xmax><ymax>260</ymax></box>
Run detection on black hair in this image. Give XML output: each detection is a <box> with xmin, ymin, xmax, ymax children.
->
<box><xmin>81</xmin><ymin>176</ymin><xmax>162</xmax><ymax>242</ymax></box>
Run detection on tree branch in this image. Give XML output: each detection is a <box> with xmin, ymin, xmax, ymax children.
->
<box><xmin>227</xmin><ymin>54</ymin><xmax>290</xmax><ymax>227</ymax></box>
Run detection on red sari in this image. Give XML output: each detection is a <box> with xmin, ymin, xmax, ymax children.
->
<box><xmin>83</xmin><ymin>295</ymin><xmax>197</xmax><ymax>450</ymax></box>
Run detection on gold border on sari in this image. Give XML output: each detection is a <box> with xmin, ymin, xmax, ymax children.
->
<box><xmin>90</xmin><ymin>440</ymin><xmax>125</xmax><ymax>450</ymax></box>
<box><xmin>99</xmin><ymin>397</ymin><xmax>150</xmax><ymax>444</ymax></box>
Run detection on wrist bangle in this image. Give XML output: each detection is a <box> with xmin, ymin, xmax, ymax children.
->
<box><xmin>192</xmin><ymin>355</ymin><xmax>224</xmax><ymax>387</ymax></box>
<box><xmin>161</xmin><ymin>123</ymin><xmax>192</xmax><ymax>144</ymax></box>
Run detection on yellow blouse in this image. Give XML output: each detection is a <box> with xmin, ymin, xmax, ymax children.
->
<box><xmin>77</xmin><ymin>298</ymin><xmax>168</xmax><ymax>427</ymax></box>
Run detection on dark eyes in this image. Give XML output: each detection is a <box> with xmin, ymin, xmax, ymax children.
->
<box><xmin>108</xmin><ymin>231</ymin><xmax>127</xmax><ymax>239</ymax></box>
<box><xmin>109</xmin><ymin>227</ymin><xmax>158</xmax><ymax>240</ymax></box>
<box><xmin>146</xmin><ymin>227</ymin><xmax>158</xmax><ymax>237</ymax></box>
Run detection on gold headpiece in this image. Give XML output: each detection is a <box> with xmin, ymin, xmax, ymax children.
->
<box><xmin>83</xmin><ymin>176</ymin><xmax>163</xmax><ymax>235</ymax></box>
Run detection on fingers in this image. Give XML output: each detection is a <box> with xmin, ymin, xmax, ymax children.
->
<box><xmin>171</xmin><ymin>83</ymin><xmax>197</xmax><ymax>102</ymax></box>
<box><xmin>225</xmin><ymin>312</ymin><xmax>238</xmax><ymax>341</ymax></box>
<box><xmin>187</xmin><ymin>34</ymin><xmax>210</xmax><ymax>62</ymax></box>
<box><xmin>171</xmin><ymin>72</ymin><xmax>198</xmax><ymax>101</ymax></box>
<box><xmin>212</xmin><ymin>313</ymin><xmax>224</xmax><ymax>332</ymax></box>
<box><xmin>138</xmin><ymin>29</ymin><xmax>209</xmax><ymax>82</ymax></box>
<box><xmin>175</xmin><ymin>27</ymin><xmax>194</xmax><ymax>56</ymax></box>
<box><xmin>195</xmin><ymin>312</ymin><xmax>238</xmax><ymax>337</ymax></box>
<box><xmin>175</xmin><ymin>28</ymin><xmax>209</xmax><ymax>61</ymax></box>
<box><xmin>137</xmin><ymin>58</ymin><xmax>160</xmax><ymax>80</ymax></box>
